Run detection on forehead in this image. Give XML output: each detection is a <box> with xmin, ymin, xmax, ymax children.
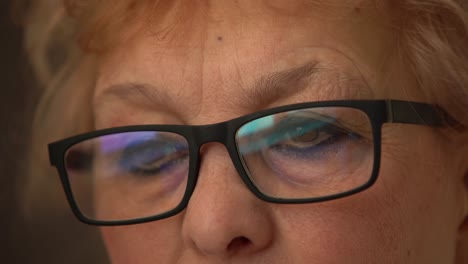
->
<box><xmin>96</xmin><ymin>0</ymin><xmax>390</xmax><ymax>66</ymax></box>
<box><xmin>94</xmin><ymin>0</ymin><xmax>396</xmax><ymax>124</ymax></box>
<box><xmin>97</xmin><ymin>0</ymin><xmax>388</xmax><ymax>59</ymax></box>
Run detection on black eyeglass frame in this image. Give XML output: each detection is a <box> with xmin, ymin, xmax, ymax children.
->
<box><xmin>48</xmin><ymin>99</ymin><xmax>444</xmax><ymax>226</ymax></box>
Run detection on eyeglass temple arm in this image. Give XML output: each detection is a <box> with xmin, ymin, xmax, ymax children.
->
<box><xmin>385</xmin><ymin>100</ymin><xmax>447</xmax><ymax>127</ymax></box>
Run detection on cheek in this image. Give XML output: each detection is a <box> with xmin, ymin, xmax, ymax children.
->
<box><xmin>273</xmin><ymin>189</ymin><xmax>409</xmax><ymax>263</ymax></box>
<box><xmin>101</xmin><ymin>217</ymin><xmax>183</xmax><ymax>263</ymax></box>
<box><xmin>273</xmin><ymin>143</ymin><xmax>458</xmax><ymax>263</ymax></box>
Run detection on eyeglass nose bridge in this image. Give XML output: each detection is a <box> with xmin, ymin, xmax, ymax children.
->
<box><xmin>190</xmin><ymin>121</ymin><xmax>243</xmax><ymax>175</ymax></box>
<box><xmin>192</xmin><ymin>121</ymin><xmax>231</xmax><ymax>146</ymax></box>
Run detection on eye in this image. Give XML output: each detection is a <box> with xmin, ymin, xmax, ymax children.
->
<box><xmin>268</xmin><ymin>117</ymin><xmax>353</xmax><ymax>159</ymax></box>
<box><xmin>291</xmin><ymin>128</ymin><xmax>319</xmax><ymax>142</ymax></box>
<box><xmin>282</xmin><ymin>124</ymin><xmax>322</xmax><ymax>148</ymax></box>
<box><xmin>236</xmin><ymin>113</ymin><xmax>357</xmax><ymax>156</ymax></box>
<box><xmin>119</xmin><ymin>137</ymin><xmax>189</xmax><ymax>177</ymax></box>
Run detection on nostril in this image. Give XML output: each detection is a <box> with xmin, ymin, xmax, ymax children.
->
<box><xmin>227</xmin><ymin>236</ymin><xmax>252</xmax><ymax>253</ymax></box>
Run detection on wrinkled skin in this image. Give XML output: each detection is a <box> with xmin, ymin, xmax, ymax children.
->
<box><xmin>92</xmin><ymin>1</ymin><xmax>468</xmax><ymax>263</ymax></box>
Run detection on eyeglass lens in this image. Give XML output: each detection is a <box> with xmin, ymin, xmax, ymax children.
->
<box><xmin>236</xmin><ymin>107</ymin><xmax>374</xmax><ymax>199</ymax></box>
<box><xmin>65</xmin><ymin>131</ymin><xmax>190</xmax><ymax>221</ymax></box>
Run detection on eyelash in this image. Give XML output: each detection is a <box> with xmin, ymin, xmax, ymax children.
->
<box><xmin>268</xmin><ymin>131</ymin><xmax>350</xmax><ymax>160</ymax></box>
<box><xmin>119</xmin><ymin>140</ymin><xmax>188</xmax><ymax>176</ymax></box>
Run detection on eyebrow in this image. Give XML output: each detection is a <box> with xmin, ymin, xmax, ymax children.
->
<box><xmin>241</xmin><ymin>61</ymin><xmax>322</xmax><ymax>106</ymax></box>
<box><xmin>95</xmin><ymin>61</ymin><xmax>367</xmax><ymax>114</ymax></box>
<box><xmin>94</xmin><ymin>82</ymin><xmax>174</xmax><ymax>110</ymax></box>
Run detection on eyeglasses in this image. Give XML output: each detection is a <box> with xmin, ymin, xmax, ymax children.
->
<box><xmin>48</xmin><ymin>100</ymin><xmax>444</xmax><ymax>226</ymax></box>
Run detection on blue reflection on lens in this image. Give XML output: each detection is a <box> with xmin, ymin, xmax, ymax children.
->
<box><xmin>238</xmin><ymin>116</ymin><xmax>274</xmax><ymax>137</ymax></box>
<box><xmin>99</xmin><ymin>132</ymin><xmax>157</xmax><ymax>154</ymax></box>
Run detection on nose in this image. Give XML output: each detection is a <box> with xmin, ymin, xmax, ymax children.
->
<box><xmin>181</xmin><ymin>143</ymin><xmax>274</xmax><ymax>258</ymax></box>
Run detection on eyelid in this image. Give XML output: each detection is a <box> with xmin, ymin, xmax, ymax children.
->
<box><xmin>118</xmin><ymin>138</ymin><xmax>188</xmax><ymax>175</ymax></box>
<box><xmin>273</xmin><ymin>116</ymin><xmax>347</xmax><ymax>140</ymax></box>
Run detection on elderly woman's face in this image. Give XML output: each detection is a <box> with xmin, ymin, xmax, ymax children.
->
<box><xmin>92</xmin><ymin>1</ymin><xmax>467</xmax><ymax>263</ymax></box>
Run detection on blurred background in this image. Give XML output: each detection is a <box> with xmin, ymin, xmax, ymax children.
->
<box><xmin>1</xmin><ymin>1</ymin><xmax>109</xmax><ymax>263</ymax></box>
